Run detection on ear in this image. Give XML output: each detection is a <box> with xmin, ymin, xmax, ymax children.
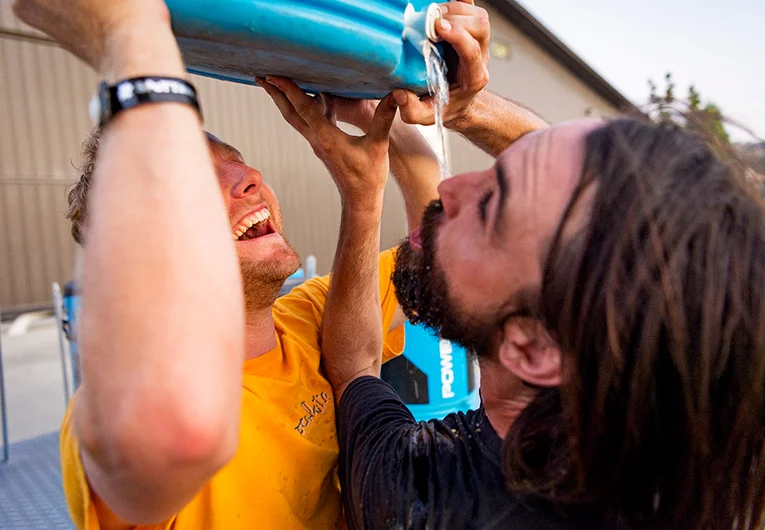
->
<box><xmin>497</xmin><ymin>318</ymin><xmax>562</xmax><ymax>387</ymax></box>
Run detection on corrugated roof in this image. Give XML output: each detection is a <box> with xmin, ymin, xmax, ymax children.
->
<box><xmin>484</xmin><ymin>0</ymin><xmax>636</xmax><ymax>111</ymax></box>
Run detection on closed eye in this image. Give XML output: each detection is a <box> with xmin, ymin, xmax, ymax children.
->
<box><xmin>479</xmin><ymin>190</ymin><xmax>493</xmax><ymax>223</ymax></box>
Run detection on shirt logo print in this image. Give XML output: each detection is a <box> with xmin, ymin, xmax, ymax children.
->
<box><xmin>294</xmin><ymin>392</ymin><xmax>331</xmax><ymax>436</ymax></box>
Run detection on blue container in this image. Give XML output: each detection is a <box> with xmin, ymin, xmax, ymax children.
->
<box><xmin>382</xmin><ymin>321</ymin><xmax>480</xmax><ymax>421</ymax></box>
<box><xmin>166</xmin><ymin>0</ymin><xmax>443</xmax><ymax>98</ymax></box>
<box><xmin>62</xmin><ymin>282</ymin><xmax>82</xmax><ymax>390</ymax></box>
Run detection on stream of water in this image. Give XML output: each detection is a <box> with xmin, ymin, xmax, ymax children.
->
<box><xmin>423</xmin><ymin>41</ymin><xmax>451</xmax><ymax>180</ymax></box>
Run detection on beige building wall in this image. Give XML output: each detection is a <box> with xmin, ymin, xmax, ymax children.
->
<box><xmin>0</xmin><ymin>29</ymin><xmax>408</xmax><ymax>312</ymax></box>
<box><xmin>449</xmin><ymin>2</ymin><xmax>620</xmax><ymax>175</ymax></box>
<box><xmin>0</xmin><ymin>0</ymin><xmax>621</xmax><ymax>313</ymax></box>
<box><xmin>0</xmin><ymin>1</ymin><xmax>43</xmax><ymax>35</ymax></box>
<box><xmin>0</xmin><ymin>36</ymin><xmax>94</xmax><ymax>312</ymax></box>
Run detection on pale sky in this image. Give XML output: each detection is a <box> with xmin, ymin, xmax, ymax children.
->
<box><xmin>517</xmin><ymin>0</ymin><xmax>764</xmax><ymax>143</ymax></box>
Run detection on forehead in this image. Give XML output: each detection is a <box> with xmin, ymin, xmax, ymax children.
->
<box><xmin>205</xmin><ymin>132</ymin><xmax>244</xmax><ymax>159</ymax></box>
<box><xmin>496</xmin><ymin>119</ymin><xmax>603</xmax><ymax>194</ymax></box>
<box><xmin>489</xmin><ymin>119</ymin><xmax>604</xmax><ymax>269</ymax></box>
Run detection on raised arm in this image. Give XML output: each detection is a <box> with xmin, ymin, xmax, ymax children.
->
<box><xmin>258</xmin><ymin>77</ymin><xmax>397</xmax><ymax>400</ymax></box>
<box><xmin>324</xmin><ymin>133</ymin><xmax>391</xmax><ymax>400</ymax></box>
<box><xmin>388</xmin><ymin>122</ymin><xmax>442</xmax><ymax>232</ymax></box>
<box><xmin>328</xmin><ymin>98</ymin><xmax>441</xmax><ymax>234</ymax></box>
<box><xmin>394</xmin><ymin>1</ymin><xmax>547</xmax><ymax>158</ymax></box>
<box><xmin>450</xmin><ymin>90</ymin><xmax>548</xmax><ymax>157</ymax></box>
<box><xmin>13</xmin><ymin>0</ymin><xmax>243</xmax><ymax>525</ymax></box>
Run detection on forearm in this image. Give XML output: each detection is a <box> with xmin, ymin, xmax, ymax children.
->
<box><xmin>450</xmin><ymin>90</ymin><xmax>548</xmax><ymax>157</ymax></box>
<box><xmin>388</xmin><ymin>122</ymin><xmax>441</xmax><ymax>233</ymax></box>
<box><xmin>322</xmin><ymin>200</ymin><xmax>385</xmax><ymax>402</ymax></box>
<box><xmin>76</xmin><ymin>22</ymin><xmax>243</xmax><ymax>522</ymax></box>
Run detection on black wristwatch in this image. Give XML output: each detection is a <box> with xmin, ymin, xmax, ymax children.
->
<box><xmin>89</xmin><ymin>76</ymin><xmax>203</xmax><ymax>128</ymax></box>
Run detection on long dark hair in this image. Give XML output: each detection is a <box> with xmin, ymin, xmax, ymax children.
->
<box><xmin>503</xmin><ymin>118</ymin><xmax>765</xmax><ymax>529</ymax></box>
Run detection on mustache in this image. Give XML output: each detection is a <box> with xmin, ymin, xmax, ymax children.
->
<box><xmin>421</xmin><ymin>199</ymin><xmax>444</xmax><ymax>228</ymax></box>
<box><xmin>393</xmin><ymin>199</ymin><xmax>447</xmax><ymax>328</ymax></box>
<box><xmin>406</xmin><ymin>198</ymin><xmax>445</xmax><ymax>251</ymax></box>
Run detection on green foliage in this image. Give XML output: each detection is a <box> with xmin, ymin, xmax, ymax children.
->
<box><xmin>647</xmin><ymin>73</ymin><xmax>730</xmax><ymax>146</ymax></box>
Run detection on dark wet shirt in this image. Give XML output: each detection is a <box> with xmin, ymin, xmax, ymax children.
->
<box><xmin>337</xmin><ymin>376</ymin><xmax>611</xmax><ymax>530</ymax></box>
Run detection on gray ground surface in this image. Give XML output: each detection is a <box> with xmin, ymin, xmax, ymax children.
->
<box><xmin>0</xmin><ymin>318</ymin><xmax>74</xmax><ymax>529</ymax></box>
<box><xmin>0</xmin><ymin>432</ymin><xmax>73</xmax><ymax>529</ymax></box>
<box><xmin>1</xmin><ymin>318</ymin><xmax>69</xmax><ymax>444</ymax></box>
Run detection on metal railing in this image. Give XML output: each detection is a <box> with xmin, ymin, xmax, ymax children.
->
<box><xmin>0</xmin><ymin>305</ymin><xmax>9</xmax><ymax>463</ymax></box>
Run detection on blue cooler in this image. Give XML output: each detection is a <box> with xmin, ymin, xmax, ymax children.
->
<box><xmin>165</xmin><ymin>0</ymin><xmax>449</xmax><ymax>98</ymax></box>
<box><xmin>382</xmin><ymin>321</ymin><xmax>480</xmax><ymax>421</ymax></box>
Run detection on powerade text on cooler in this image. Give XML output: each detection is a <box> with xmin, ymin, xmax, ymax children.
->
<box><xmin>382</xmin><ymin>321</ymin><xmax>480</xmax><ymax>421</ymax></box>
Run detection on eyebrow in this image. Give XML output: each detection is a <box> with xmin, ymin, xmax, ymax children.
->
<box><xmin>493</xmin><ymin>163</ymin><xmax>509</xmax><ymax>236</ymax></box>
<box><xmin>226</xmin><ymin>146</ymin><xmax>246</xmax><ymax>164</ymax></box>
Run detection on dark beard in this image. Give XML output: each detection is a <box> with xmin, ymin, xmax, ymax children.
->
<box><xmin>392</xmin><ymin>200</ymin><xmax>499</xmax><ymax>358</ymax></box>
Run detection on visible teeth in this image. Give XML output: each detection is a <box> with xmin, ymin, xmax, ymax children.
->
<box><xmin>232</xmin><ymin>209</ymin><xmax>270</xmax><ymax>239</ymax></box>
<box><xmin>232</xmin><ymin>234</ymin><xmax>239</xmax><ymax>241</ymax></box>
<box><xmin>251</xmin><ymin>210</ymin><xmax>270</xmax><ymax>225</ymax></box>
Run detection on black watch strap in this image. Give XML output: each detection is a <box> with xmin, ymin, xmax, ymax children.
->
<box><xmin>91</xmin><ymin>77</ymin><xmax>203</xmax><ymax>127</ymax></box>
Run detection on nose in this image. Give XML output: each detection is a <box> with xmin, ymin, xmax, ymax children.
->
<box><xmin>437</xmin><ymin>170</ymin><xmax>486</xmax><ymax>219</ymax></box>
<box><xmin>230</xmin><ymin>165</ymin><xmax>264</xmax><ymax>199</ymax></box>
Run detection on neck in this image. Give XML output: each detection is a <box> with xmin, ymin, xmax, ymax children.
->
<box><xmin>479</xmin><ymin>358</ymin><xmax>538</xmax><ymax>438</ymax></box>
<box><xmin>241</xmin><ymin>274</ymin><xmax>285</xmax><ymax>360</ymax></box>
<box><xmin>243</xmin><ymin>306</ymin><xmax>277</xmax><ymax>360</ymax></box>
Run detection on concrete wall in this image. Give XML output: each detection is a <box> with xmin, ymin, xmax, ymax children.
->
<box><xmin>0</xmin><ymin>0</ymin><xmax>619</xmax><ymax>312</ymax></box>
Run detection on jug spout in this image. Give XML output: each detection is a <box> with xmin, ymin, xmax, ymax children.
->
<box><xmin>403</xmin><ymin>3</ymin><xmax>442</xmax><ymax>54</ymax></box>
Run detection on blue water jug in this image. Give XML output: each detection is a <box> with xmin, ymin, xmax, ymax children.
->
<box><xmin>382</xmin><ymin>321</ymin><xmax>480</xmax><ymax>421</ymax></box>
<box><xmin>166</xmin><ymin>0</ymin><xmax>444</xmax><ymax>98</ymax></box>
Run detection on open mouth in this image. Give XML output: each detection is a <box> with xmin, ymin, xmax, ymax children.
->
<box><xmin>232</xmin><ymin>208</ymin><xmax>276</xmax><ymax>241</ymax></box>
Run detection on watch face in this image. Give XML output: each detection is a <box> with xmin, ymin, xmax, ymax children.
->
<box><xmin>88</xmin><ymin>92</ymin><xmax>101</xmax><ymax>125</ymax></box>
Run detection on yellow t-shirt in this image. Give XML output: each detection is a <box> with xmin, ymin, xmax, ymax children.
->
<box><xmin>61</xmin><ymin>248</ymin><xmax>405</xmax><ymax>529</ymax></box>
